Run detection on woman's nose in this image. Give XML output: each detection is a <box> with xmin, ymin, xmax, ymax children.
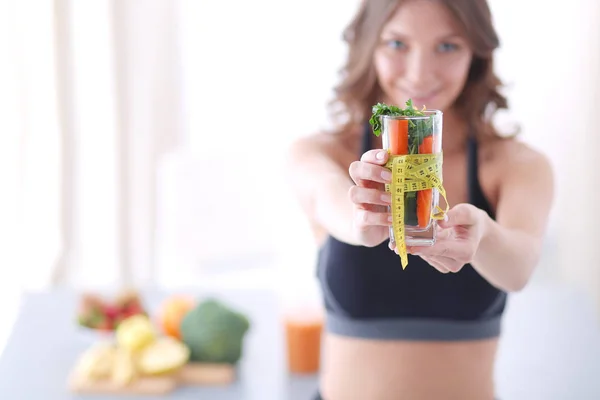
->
<box><xmin>404</xmin><ymin>49</ymin><xmax>435</xmax><ymax>88</ymax></box>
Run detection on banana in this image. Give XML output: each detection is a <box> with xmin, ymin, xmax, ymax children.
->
<box><xmin>74</xmin><ymin>342</ymin><xmax>116</xmax><ymax>380</ymax></box>
<box><xmin>111</xmin><ymin>348</ymin><xmax>137</xmax><ymax>386</ymax></box>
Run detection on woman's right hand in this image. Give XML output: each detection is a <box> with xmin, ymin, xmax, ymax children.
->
<box><xmin>348</xmin><ymin>149</ymin><xmax>394</xmax><ymax>247</ymax></box>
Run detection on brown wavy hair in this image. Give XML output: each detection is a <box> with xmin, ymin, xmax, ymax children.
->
<box><xmin>328</xmin><ymin>0</ymin><xmax>515</xmax><ymax>139</ymax></box>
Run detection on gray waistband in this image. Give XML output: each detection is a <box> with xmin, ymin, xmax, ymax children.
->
<box><xmin>326</xmin><ymin>313</ymin><xmax>502</xmax><ymax>341</ymax></box>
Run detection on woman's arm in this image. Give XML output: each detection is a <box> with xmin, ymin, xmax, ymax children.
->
<box><xmin>286</xmin><ymin>134</ymin><xmax>358</xmax><ymax>245</ymax></box>
<box><xmin>406</xmin><ymin>142</ymin><xmax>555</xmax><ymax>292</ymax></box>
<box><xmin>471</xmin><ymin>147</ymin><xmax>555</xmax><ymax>291</ymax></box>
<box><xmin>287</xmin><ymin>133</ymin><xmax>394</xmax><ymax>247</ymax></box>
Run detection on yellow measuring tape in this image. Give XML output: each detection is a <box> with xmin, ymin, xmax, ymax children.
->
<box><xmin>384</xmin><ymin>152</ymin><xmax>449</xmax><ymax>269</ymax></box>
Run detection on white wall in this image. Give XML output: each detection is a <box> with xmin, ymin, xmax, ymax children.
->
<box><xmin>492</xmin><ymin>0</ymin><xmax>600</xmax><ymax>308</ymax></box>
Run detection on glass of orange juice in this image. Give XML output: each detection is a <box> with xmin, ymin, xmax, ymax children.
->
<box><xmin>284</xmin><ymin>308</ymin><xmax>323</xmax><ymax>374</ymax></box>
<box><xmin>281</xmin><ymin>284</ymin><xmax>324</xmax><ymax>375</ymax></box>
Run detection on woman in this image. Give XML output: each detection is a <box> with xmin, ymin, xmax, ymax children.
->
<box><xmin>288</xmin><ymin>0</ymin><xmax>554</xmax><ymax>399</ymax></box>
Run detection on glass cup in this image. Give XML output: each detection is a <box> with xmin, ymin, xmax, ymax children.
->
<box><xmin>284</xmin><ymin>308</ymin><xmax>323</xmax><ymax>374</ymax></box>
<box><xmin>281</xmin><ymin>285</ymin><xmax>323</xmax><ymax>375</ymax></box>
<box><xmin>380</xmin><ymin>110</ymin><xmax>443</xmax><ymax>247</ymax></box>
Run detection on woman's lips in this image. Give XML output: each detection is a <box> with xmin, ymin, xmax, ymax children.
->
<box><xmin>410</xmin><ymin>93</ymin><xmax>438</xmax><ymax>107</ymax></box>
<box><xmin>400</xmin><ymin>89</ymin><xmax>440</xmax><ymax>107</ymax></box>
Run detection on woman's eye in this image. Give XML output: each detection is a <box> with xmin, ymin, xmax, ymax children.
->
<box><xmin>438</xmin><ymin>42</ymin><xmax>459</xmax><ymax>52</ymax></box>
<box><xmin>386</xmin><ymin>40</ymin><xmax>406</xmax><ymax>50</ymax></box>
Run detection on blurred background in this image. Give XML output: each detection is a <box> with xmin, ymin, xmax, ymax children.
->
<box><xmin>1</xmin><ymin>0</ymin><xmax>599</xmax><ymax>372</ymax></box>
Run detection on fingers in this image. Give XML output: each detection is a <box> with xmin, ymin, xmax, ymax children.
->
<box><xmin>349</xmin><ymin>160</ymin><xmax>392</xmax><ymax>186</ymax></box>
<box><xmin>423</xmin><ymin>255</ymin><xmax>464</xmax><ymax>273</ymax></box>
<box><xmin>424</xmin><ymin>257</ymin><xmax>451</xmax><ymax>273</ymax></box>
<box><xmin>354</xmin><ymin>209</ymin><xmax>392</xmax><ymax>230</ymax></box>
<box><xmin>348</xmin><ymin>150</ymin><xmax>394</xmax><ymax>239</ymax></box>
<box><xmin>438</xmin><ymin>203</ymin><xmax>480</xmax><ymax>228</ymax></box>
<box><xmin>348</xmin><ymin>186</ymin><xmax>392</xmax><ymax>207</ymax></box>
<box><xmin>392</xmin><ymin>244</ymin><xmax>462</xmax><ymax>273</ymax></box>
<box><xmin>361</xmin><ymin>149</ymin><xmax>389</xmax><ymax>164</ymax></box>
<box><xmin>408</xmin><ymin>236</ymin><xmax>475</xmax><ymax>272</ymax></box>
<box><xmin>348</xmin><ymin>149</ymin><xmax>391</xmax><ymax>186</ymax></box>
<box><xmin>434</xmin><ymin>226</ymin><xmax>455</xmax><ymax>241</ymax></box>
<box><xmin>410</xmin><ymin>241</ymin><xmax>472</xmax><ymax>261</ymax></box>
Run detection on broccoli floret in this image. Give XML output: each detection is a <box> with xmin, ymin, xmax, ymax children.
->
<box><xmin>180</xmin><ymin>298</ymin><xmax>250</xmax><ymax>364</ymax></box>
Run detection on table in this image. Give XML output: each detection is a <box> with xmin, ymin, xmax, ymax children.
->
<box><xmin>0</xmin><ymin>288</ymin><xmax>319</xmax><ymax>400</ymax></box>
<box><xmin>1</xmin><ymin>283</ymin><xmax>600</xmax><ymax>399</ymax></box>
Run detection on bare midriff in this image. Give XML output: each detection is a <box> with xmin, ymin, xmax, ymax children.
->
<box><xmin>320</xmin><ymin>332</ymin><xmax>498</xmax><ymax>400</ymax></box>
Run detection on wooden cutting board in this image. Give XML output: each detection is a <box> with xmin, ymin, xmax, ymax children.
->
<box><xmin>68</xmin><ymin>362</ymin><xmax>236</xmax><ymax>395</ymax></box>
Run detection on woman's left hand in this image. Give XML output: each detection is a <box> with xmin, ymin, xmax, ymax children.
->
<box><xmin>393</xmin><ymin>203</ymin><xmax>488</xmax><ymax>274</ymax></box>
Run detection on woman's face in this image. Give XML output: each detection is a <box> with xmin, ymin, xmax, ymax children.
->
<box><xmin>373</xmin><ymin>0</ymin><xmax>473</xmax><ymax>111</ymax></box>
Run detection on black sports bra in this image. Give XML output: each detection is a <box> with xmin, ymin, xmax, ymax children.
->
<box><xmin>316</xmin><ymin>123</ymin><xmax>507</xmax><ymax>340</ymax></box>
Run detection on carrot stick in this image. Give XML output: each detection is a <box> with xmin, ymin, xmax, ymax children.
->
<box><xmin>389</xmin><ymin>119</ymin><xmax>415</xmax><ymax>225</ymax></box>
<box><xmin>417</xmin><ymin>135</ymin><xmax>434</xmax><ymax>228</ymax></box>
<box><xmin>388</xmin><ymin>119</ymin><xmax>408</xmax><ymax>155</ymax></box>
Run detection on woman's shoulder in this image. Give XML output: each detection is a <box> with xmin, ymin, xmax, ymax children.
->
<box><xmin>289</xmin><ymin>123</ymin><xmax>363</xmax><ymax>159</ymax></box>
<box><xmin>480</xmin><ymin>136</ymin><xmax>554</xmax><ymax>188</ymax></box>
<box><xmin>480</xmin><ymin>136</ymin><xmax>552</xmax><ymax>171</ymax></box>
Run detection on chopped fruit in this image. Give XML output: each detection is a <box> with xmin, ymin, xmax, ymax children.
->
<box><xmin>157</xmin><ymin>296</ymin><xmax>196</xmax><ymax>340</ymax></box>
<box><xmin>76</xmin><ymin>289</ymin><xmax>148</xmax><ymax>332</ymax></box>
<box><xmin>111</xmin><ymin>348</ymin><xmax>137</xmax><ymax>386</ymax></box>
<box><xmin>73</xmin><ymin>342</ymin><xmax>116</xmax><ymax>380</ymax></box>
<box><xmin>136</xmin><ymin>337</ymin><xmax>190</xmax><ymax>375</ymax></box>
<box><xmin>116</xmin><ymin>315</ymin><xmax>156</xmax><ymax>352</ymax></box>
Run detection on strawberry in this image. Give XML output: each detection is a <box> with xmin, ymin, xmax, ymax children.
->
<box><xmin>103</xmin><ymin>305</ymin><xmax>120</xmax><ymax>320</ymax></box>
<box><xmin>115</xmin><ymin>290</ymin><xmax>140</xmax><ymax>308</ymax></box>
<box><xmin>96</xmin><ymin>319</ymin><xmax>113</xmax><ymax>331</ymax></box>
<box><xmin>76</xmin><ymin>290</ymin><xmax>147</xmax><ymax>332</ymax></box>
<box><xmin>125</xmin><ymin>303</ymin><xmax>143</xmax><ymax>315</ymax></box>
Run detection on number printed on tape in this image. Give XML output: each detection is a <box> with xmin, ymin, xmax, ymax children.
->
<box><xmin>384</xmin><ymin>153</ymin><xmax>449</xmax><ymax>269</ymax></box>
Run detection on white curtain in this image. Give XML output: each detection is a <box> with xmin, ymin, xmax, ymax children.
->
<box><xmin>0</xmin><ymin>0</ymin><xmax>64</xmax><ymax>351</ymax></box>
<box><xmin>0</xmin><ymin>0</ymin><xmax>184</xmax><ymax>293</ymax></box>
<box><xmin>1</xmin><ymin>0</ymin><xmax>62</xmax><ymax>291</ymax></box>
